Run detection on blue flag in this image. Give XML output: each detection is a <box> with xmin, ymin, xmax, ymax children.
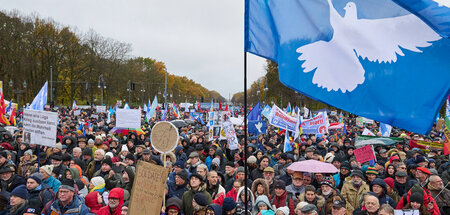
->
<box><xmin>161</xmin><ymin>103</ymin><xmax>168</xmax><ymax>121</ymax></box>
<box><xmin>248</xmin><ymin>120</ymin><xmax>267</xmax><ymax>135</ymax></box>
<box><xmin>4</xmin><ymin>101</ymin><xmax>11</xmax><ymax>114</ymax></box>
<box><xmin>284</xmin><ymin>130</ymin><xmax>292</xmax><ymax>152</ymax></box>
<box><xmin>393</xmin><ymin>0</ymin><xmax>450</xmax><ymax>38</ymax></box>
<box><xmin>245</xmin><ymin>0</ymin><xmax>450</xmax><ymax>134</ymax></box>
<box><xmin>248</xmin><ymin>102</ymin><xmax>261</xmax><ymax>121</ymax></box>
<box><xmin>29</xmin><ymin>81</ymin><xmax>48</xmax><ymax>111</ymax></box>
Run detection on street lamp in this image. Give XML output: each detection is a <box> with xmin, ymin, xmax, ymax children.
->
<box><xmin>98</xmin><ymin>75</ymin><xmax>106</xmax><ymax>105</ymax></box>
<box><xmin>9</xmin><ymin>80</ymin><xmax>27</xmax><ymax>106</ymax></box>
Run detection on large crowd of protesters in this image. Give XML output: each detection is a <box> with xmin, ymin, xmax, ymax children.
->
<box><xmin>0</xmin><ymin>106</ymin><xmax>448</xmax><ymax>215</ymax></box>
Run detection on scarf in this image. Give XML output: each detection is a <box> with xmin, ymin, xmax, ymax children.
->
<box><xmin>90</xmin><ymin>183</ymin><xmax>105</xmax><ymax>193</ymax></box>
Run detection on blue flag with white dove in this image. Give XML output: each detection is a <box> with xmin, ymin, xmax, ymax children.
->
<box><xmin>28</xmin><ymin>81</ymin><xmax>48</xmax><ymax>111</ymax></box>
<box><xmin>245</xmin><ymin>0</ymin><xmax>450</xmax><ymax>134</ymax></box>
<box><xmin>380</xmin><ymin>122</ymin><xmax>393</xmax><ymax>137</ymax></box>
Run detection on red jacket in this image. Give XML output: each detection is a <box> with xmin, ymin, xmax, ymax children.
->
<box><xmin>85</xmin><ymin>191</ymin><xmax>103</xmax><ymax>214</ymax></box>
<box><xmin>269</xmin><ymin>191</ymin><xmax>295</xmax><ymax>215</ymax></box>
<box><xmin>396</xmin><ymin>186</ymin><xmax>440</xmax><ymax>215</ymax></box>
<box><xmin>97</xmin><ymin>188</ymin><xmax>124</xmax><ymax>215</ymax></box>
<box><xmin>225</xmin><ymin>188</ymin><xmax>238</xmax><ymax>201</ymax></box>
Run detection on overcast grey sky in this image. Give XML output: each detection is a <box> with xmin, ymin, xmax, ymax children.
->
<box><xmin>0</xmin><ymin>0</ymin><xmax>267</xmax><ymax>100</ymax></box>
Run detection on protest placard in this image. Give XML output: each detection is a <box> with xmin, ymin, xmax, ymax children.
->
<box><xmin>394</xmin><ymin>210</ymin><xmax>419</xmax><ymax>215</ymax></box>
<box><xmin>354</xmin><ymin>145</ymin><xmax>376</xmax><ymax>163</ymax></box>
<box><xmin>116</xmin><ymin>109</ymin><xmax>141</xmax><ymax>128</ymax></box>
<box><xmin>150</xmin><ymin>122</ymin><xmax>179</xmax><ymax>153</ymax></box>
<box><xmin>91</xmin><ymin>114</ymin><xmax>98</xmax><ymax>120</ymax></box>
<box><xmin>22</xmin><ymin>109</ymin><xmax>58</xmax><ymax>147</ymax></box>
<box><xmin>128</xmin><ymin>161</ymin><xmax>170</xmax><ymax>215</ymax></box>
<box><xmin>301</xmin><ymin>112</ymin><xmax>329</xmax><ymax>134</ymax></box>
<box><xmin>222</xmin><ymin>121</ymin><xmax>238</xmax><ymax>150</ymax></box>
<box><xmin>356</xmin><ymin>117</ymin><xmax>364</xmax><ymax>127</ymax></box>
<box><xmin>268</xmin><ymin>105</ymin><xmax>298</xmax><ymax>132</ymax></box>
<box><xmin>96</xmin><ymin>105</ymin><xmax>106</xmax><ymax>113</ymax></box>
<box><xmin>73</xmin><ymin>110</ymin><xmax>81</xmax><ymax>116</ymax></box>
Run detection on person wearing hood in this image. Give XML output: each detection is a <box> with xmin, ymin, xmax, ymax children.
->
<box><xmin>251</xmin><ymin>178</ymin><xmax>270</xmax><ymax>199</ymax></box>
<box><xmin>341</xmin><ymin>169</ymin><xmax>370</xmax><ymax>214</ymax></box>
<box><xmin>182</xmin><ymin>173</ymin><xmax>212</xmax><ymax>215</ymax></box>
<box><xmin>193</xmin><ymin>193</ymin><xmax>208</xmax><ymax>215</ymax></box>
<box><xmin>26</xmin><ymin>173</ymin><xmax>54</xmax><ymax>214</ymax></box>
<box><xmin>253</xmin><ymin>195</ymin><xmax>274</xmax><ymax>215</ymax></box>
<box><xmin>395</xmin><ymin>184</ymin><xmax>439</xmax><ymax>215</ymax></box>
<box><xmin>175</xmin><ymin>145</ymin><xmax>188</xmax><ymax>164</ymax></box>
<box><xmin>167</xmin><ymin>169</ymin><xmax>189</xmax><ymax>200</ymax></box>
<box><xmin>85</xmin><ymin>191</ymin><xmax>103</xmax><ymax>214</ymax></box>
<box><xmin>98</xmin><ymin>187</ymin><xmax>125</xmax><ymax>215</ymax></box>
<box><xmin>370</xmin><ymin>178</ymin><xmax>396</xmax><ymax>208</ymax></box>
<box><xmin>235</xmin><ymin>187</ymin><xmax>255</xmax><ymax>215</ymax></box>
<box><xmin>163</xmin><ymin>197</ymin><xmax>182</xmax><ymax>215</ymax></box>
<box><xmin>207</xmin><ymin>203</ymin><xmax>222</xmax><ymax>215</ymax></box>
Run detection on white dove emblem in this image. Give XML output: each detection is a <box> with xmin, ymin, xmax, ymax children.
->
<box><xmin>296</xmin><ymin>0</ymin><xmax>441</xmax><ymax>93</ymax></box>
<box><xmin>433</xmin><ymin>0</ymin><xmax>450</xmax><ymax>7</ymax></box>
<box><xmin>255</xmin><ymin>122</ymin><xmax>263</xmax><ymax>133</ymax></box>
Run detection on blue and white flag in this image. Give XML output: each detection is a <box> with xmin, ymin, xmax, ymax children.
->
<box><xmin>28</xmin><ymin>81</ymin><xmax>48</xmax><ymax>111</ymax></box>
<box><xmin>393</xmin><ymin>0</ymin><xmax>450</xmax><ymax>38</ymax></box>
<box><xmin>124</xmin><ymin>103</ymin><xmax>130</xmax><ymax>109</ymax></box>
<box><xmin>161</xmin><ymin>103</ymin><xmax>168</xmax><ymax>121</ymax></box>
<box><xmin>261</xmin><ymin>105</ymin><xmax>272</xmax><ymax>119</ymax></box>
<box><xmin>146</xmin><ymin>96</ymin><xmax>158</xmax><ymax>121</ymax></box>
<box><xmin>268</xmin><ymin>104</ymin><xmax>298</xmax><ymax>132</ymax></box>
<box><xmin>245</xmin><ymin>0</ymin><xmax>450</xmax><ymax>134</ymax></box>
<box><xmin>380</xmin><ymin>122</ymin><xmax>393</xmax><ymax>137</ymax></box>
<box><xmin>4</xmin><ymin>101</ymin><xmax>11</xmax><ymax>114</ymax></box>
<box><xmin>248</xmin><ymin>102</ymin><xmax>261</xmax><ymax>121</ymax></box>
<box><xmin>248</xmin><ymin>120</ymin><xmax>267</xmax><ymax>135</ymax></box>
<box><xmin>284</xmin><ymin>129</ymin><xmax>292</xmax><ymax>152</ymax></box>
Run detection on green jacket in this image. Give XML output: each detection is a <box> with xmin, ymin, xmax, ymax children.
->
<box><xmin>181</xmin><ymin>183</ymin><xmax>212</xmax><ymax>215</ymax></box>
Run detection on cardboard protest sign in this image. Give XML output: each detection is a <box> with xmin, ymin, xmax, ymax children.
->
<box><xmin>222</xmin><ymin>121</ymin><xmax>239</xmax><ymax>150</ymax></box>
<box><xmin>356</xmin><ymin>117</ymin><xmax>364</xmax><ymax>127</ymax></box>
<box><xmin>23</xmin><ymin>110</ymin><xmax>58</xmax><ymax>147</ymax></box>
<box><xmin>150</xmin><ymin>121</ymin><xmax>179</xmax><ymax>153</ymax></box>
<box><xmin>128</xmin><ymin>161</ymin><xmax>170</xmax><ymax>215</ymax></box>
<box><xmin>354</xmin><ymin>145</ymin><xmax>375</xmax><ymax>163</ymax></box>
<box><xmin>116</xmin><ymin>109</ymin><xmax>141</xmax><ymax>128</ymax></box>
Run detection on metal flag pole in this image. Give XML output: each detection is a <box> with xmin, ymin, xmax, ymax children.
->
<box><xmin>244</xmin><ymin>0</ymin><xmax>249</xmax><ymax>212</ymax></box>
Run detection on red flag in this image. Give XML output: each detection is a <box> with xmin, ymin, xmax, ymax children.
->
<box><xmin>219</xmin><ymin>100</ymin><xmax>223</xmax><ymax>111</ymax></box>
<box><xmin>225</xmin><ymin>105</ymin><xmax>229</xmax><ymax>111</ymax></box>
<box><xmin>9</xmin><ymin>108</ymin><xmax>16</xmax><ymax>126</ymax></box>
<box><xmin>240</xmin><ymin>106</ymin><xmax>243</xmax><ymax>113</ymax></box>
<box><xmin>0</xmin><ymin>93</ymin><xmax>5</xmax><ymax>114</ymax></box>
<box><xmin>197</xmin><ymin>101</ymin><xmax>201</xmax><ymax>111</ymax></box>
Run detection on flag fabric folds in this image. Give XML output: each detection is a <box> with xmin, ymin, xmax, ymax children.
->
<box><xmin>247</xmin><ymin>102</ymin><xmax>261</xmax><ymax>121</ymax></box>
<box><xmin>245</xmin><ymin>0</ymin><xmax>450</xmax><ymax>134</ymax></box>
<box><xmin>380</xmin><ymin>122</ymin><xmax>393</xmax><ymax>137</ymax></box>
<box><xmin>9</xmin><ymin>108</ymin><xmax>16</xmax><ymax>126</ymax></box>
<box><xmin>172</xmin><ymin>102</ymin><xmax>180</xmax><ymax>118</ymax></box>
<box><xmin>444</xmin><ymin>95</ymin><xmax>450</xmax><ymax>155</ymax></box>
<box><xmin>29</xmin><ymin>81</ymin><xmax>48</xmax><ymax>111</ymax></box>
<box><xmin>284</xmin><ymin>129</ymin><xmax>292</xmax><ymax>152</ymax></box>
<box><xmin>392</xmin><ymin>0</ymin><xmax>450</xmax><ymax>38</ymax></box>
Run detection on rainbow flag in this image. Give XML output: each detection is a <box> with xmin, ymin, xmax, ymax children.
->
<box><xmin>173</xmin><ymin>102</ymin><xmax>180</xmax><ymax>118</ymax></box>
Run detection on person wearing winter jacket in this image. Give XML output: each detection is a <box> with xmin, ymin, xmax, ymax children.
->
<box><xmin>297</xmin><ymin>185</ymin><xmax>326</xmax><ymax>215</ymax></box>
<box><xmin>341</xmin><ymin>169</ymin><xmax>370</xmax><ymax>214</ymax></box>
<box><xmin>268</xmin><ymin>180</ymin><xmax>295</xmax><ymax>215</ymax></box>
<box><xmin>84</xmin><ymin>191</ymin><xmax>103</xmax><ymax>214</ymax></box>
<box><xmin>47</xmin><ymin>179</ymin><xmax>91</xmax><ymax>215</ymax></box>
<box><xmin>370</xmin><ymin>178</ymin><xmax>396</xmax><ymax>209</ymax></box>
<box><xmin>235</xmin><ymin>187</ymin><xmax>255</xmax><ymax>215</ymax></box>
<box><xmin>206</xmin><ymin>203</ymin><xmax>223</xmax><ymax>215</ymax></box>
<box><xmin>395</xmin><ymin>184</ymin><xmax>439</xmax><ymax>215</ymax></box>
<box><xmin>182</xmin><ymin>173</ymin><xmax>212</xmax><ymax>215</ymax></box>
<box><xmin>97</xmin><ymin>188</ymin><xmax>124</xmax><ymax>215</ymax></box>
<box><xmin>427</xmin><ymin>175</ymin><xmax>450</xmax><ymax>215</ymax></box>
<box><xmin>206</xmin><ymin>170</ymin><xmax>226</xmax><ymax>206</ymax></box>
<box><xmin>26</xmin><ymin>174</ymin><xmax>54</xmax><ymax>214</ymax></box>
<box><xmin>253</xmin><ymin>195</ymin><xmax>274</xmax><ymax>215</ymax></box>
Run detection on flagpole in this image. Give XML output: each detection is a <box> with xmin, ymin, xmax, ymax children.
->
<box><xmin>244</xmin><ymin>0</ymin><xmax>249</xmax><ymax>211</ymax></box>
<box><xmin>243</xmin><ymin>50</ymin><xmax>248</xmax><ymax>213</ymax></box>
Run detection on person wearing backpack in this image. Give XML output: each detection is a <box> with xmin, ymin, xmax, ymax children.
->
<box><xmin>26</xmin><ymin>173</ymin><xmax>55</xmax><ymax>214</ymax></box>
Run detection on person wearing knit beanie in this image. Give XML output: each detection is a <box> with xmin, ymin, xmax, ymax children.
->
<box><xmin>39</xmin><ymin>165</ymin><xmax>53</xmax><ymax>177</ymax></box>
<box><xmin>176</xmin><ymin>169</ymin><xmax>188</xmax><ymax>181</ymax></box>
<box><xmin>365</xmin><ymin>166</ymin><xmax>378</xmax><ymax>183</ymax></box>
<box><xmin>222</xmin><ymin>197</ymin><xmax>237</xmax><ymax>212</ymax></box>
<box><xmin>101</xmin><ymin>157</ymin><xmax>113</xmax><ymax>168</ymax></box>
<box><xmin>27</xmin><ymin>173</ymin><xmax>42</xmax><ymax>185</ymax></box>
<box><xmin>409</xmin><ymin>192</ymin><xmax>424</xmax><ymax>206</ymax></box>
<box><xmin>193</xmin><ymin>193</ymin><xmax>208</xmax><ymax>207</ymax></box>
<box><xmin>11</xmin><ymin>185</ymin><xmax>28</xmax><ymax>200</ymax></box>
<box><xmin>90</xmin><ymin>176</ymin><xmax>106</xmax><ymax>193</ymax></box>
